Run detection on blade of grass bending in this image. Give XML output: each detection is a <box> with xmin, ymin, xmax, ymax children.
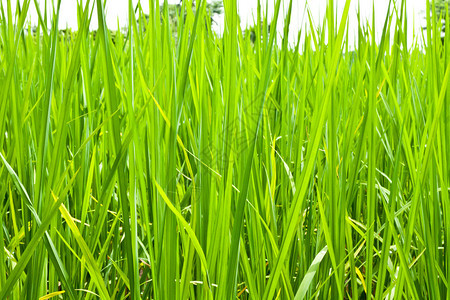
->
<box><xmin>57</xmin><ymin>196</ymin><xmax>110</xmax><ymax>300</ymax></box>
<box><xmin>38</xmin><ymin>291</ymin><xmax>66</xmax><ymax>300</ymax></box>
<box><xmin>316</xmin><ymin>182</ymin><xmax>342</xmax><ymax>296</ymax></box>
<box><xmin>108</xmin><ymin>257</ymin><xmax>131</xmax><ymax>290</ymax></box>
<box><xmin>154</xmin><ymin>180</ymin><xmax>213</xmax><ymax>298</ymax></box>
<box><xmin>294</xmin><ymin>246</ymin><xmax>328</xmax><ymax>300</ymax></box>
<box><xmin>84</xmin><ymin>207</ymin><xmax>123</xmax><ymax>300</ymax></box>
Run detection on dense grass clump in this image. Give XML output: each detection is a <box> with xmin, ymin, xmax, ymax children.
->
<box><xmin>1</xmin><ymin>0</ymin><xmax>449</xmax><ymax>299</ymax></box>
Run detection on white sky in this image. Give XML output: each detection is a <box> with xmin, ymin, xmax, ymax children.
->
<box><xmin>2</xmin><ymin>0</ymin><xmax>428</xmax><ymax>48</ymax></box>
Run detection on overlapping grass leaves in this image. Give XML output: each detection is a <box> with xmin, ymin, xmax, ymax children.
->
<box><xmin>0</xmin><ymin>0</ymin><xmax>449</xmax><ymax>299</ymax></box>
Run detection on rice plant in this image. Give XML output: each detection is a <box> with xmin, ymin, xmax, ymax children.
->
<box><xmin>0</xmin><ymin>0</ymin><xmax>449</xmax><ymax>299</ymax></box>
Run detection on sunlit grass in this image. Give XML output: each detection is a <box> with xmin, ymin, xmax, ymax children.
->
<box><xmin>1</xmin><ymin>0</ymin><xmax>449</xmax><ymax>299</ymax></box>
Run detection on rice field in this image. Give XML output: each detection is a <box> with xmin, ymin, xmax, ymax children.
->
<box><xmin>0</xmin><ymin>0</ymin><xmax>449</xmax><ymax>299</ymax></box>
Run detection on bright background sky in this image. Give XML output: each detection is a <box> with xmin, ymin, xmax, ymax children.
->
<box><xmin>3</xmin><ymin>0</ymin><xmax>428</xmax><ymax>48</ymax></box>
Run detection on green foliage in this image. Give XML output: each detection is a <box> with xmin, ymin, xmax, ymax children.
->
<box><xmin>425</xmin><ymin>0</ymin><xmax>449</xmax><ymax>42</ymax></box>
<box><xmin>137</xmin><ymin>1</ymin><xmax>223</xmax><ymax>40</ymax></box>
<box><xmin>433</xmin><ymin>0</ymin><xmax>450</xmax><ymax>18</ymax></box>
<box><xmin>0</xmin><ymin>0</ymin><xmax>449</xmax><ymax>299</ymax></box>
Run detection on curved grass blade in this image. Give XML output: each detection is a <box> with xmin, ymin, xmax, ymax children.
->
<box><xmin>294</xmin><ymin>246</ymin><xmax>328</xmax><ymax>300</ymax></box>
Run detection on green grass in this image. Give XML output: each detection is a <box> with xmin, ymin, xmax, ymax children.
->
<box><xmin>1</xmin><ymin>0</ymin><xmax>449</xmax><ymax>299</ymax></box>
